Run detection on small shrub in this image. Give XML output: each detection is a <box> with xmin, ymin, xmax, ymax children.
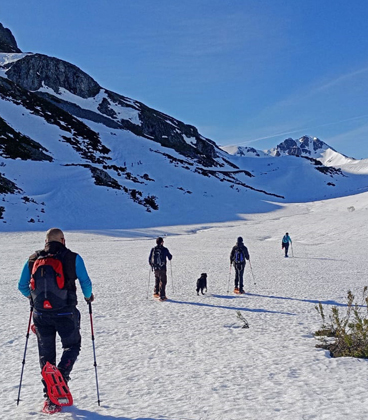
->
<box><xmin>315</xmin><ymin>288</ymin><xmax>368</xmax><ymax>358</ymax></box>
<box><xmin>236</xmin><ymin>311</ymin><xmax>249</xmax><ymax>329</ymax></box>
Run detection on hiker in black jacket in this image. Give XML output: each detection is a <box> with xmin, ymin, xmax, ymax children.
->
<box><xmin>149</xmin><ymin>237</ymin><xmax>172</xmax><ymax>300</ymax></box>
<box><xmin>230</xmin><ymin>237</ymin><xmax>250</xmax><ymax>294</ymax></box>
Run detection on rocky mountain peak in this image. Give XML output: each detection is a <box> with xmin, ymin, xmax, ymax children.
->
<box><xmin>273</xmin><ymin>136</ymin><xmax>332</xmax><ymax>157</ymax></box>
<box><xmin>0</xmin><ymin>23</ymin><xmax>21</xmax><ymax>53</ymax></box>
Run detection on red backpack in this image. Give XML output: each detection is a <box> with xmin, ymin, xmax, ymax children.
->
<box><xmin>30</xmin><ymin>253</ymin><xmax>68</xmax><ymax>310</ymax></box>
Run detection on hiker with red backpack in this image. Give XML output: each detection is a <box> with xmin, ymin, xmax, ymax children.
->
<box><xmin>149</xmin><ymin>237</ymin><xmax>172</xmax><ymax>301</ymax></box>
<box><xmin>230</xmin><ymin>237</ymin><xmax>250</xmax><ymax>294</ymax></box>
<box><xmin>18</xmin><ymin>228</ymin><xmax>94</xmax><ymax>414</ymax></box>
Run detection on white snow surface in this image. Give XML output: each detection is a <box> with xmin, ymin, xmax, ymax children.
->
<box><xmin>2</xmin><ymin>191</ymin><xmax>368</xmax><ymax>419</ymax></box>
<box><xmin>36</xmin><ymin>86</ymin><xmax>142</xmax><ymax>126</ymax></box>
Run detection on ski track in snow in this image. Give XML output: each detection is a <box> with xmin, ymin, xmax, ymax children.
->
<box><xmin>1</xmin><ymin>194</ymin><xmax>368</xmax><ymax>420</ymax></box>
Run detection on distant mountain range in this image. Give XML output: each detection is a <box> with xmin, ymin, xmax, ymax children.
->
<box><xmin>0</xmin><ymin>23</ymin><xmax>367</xmax><ymax>230</ymax></box>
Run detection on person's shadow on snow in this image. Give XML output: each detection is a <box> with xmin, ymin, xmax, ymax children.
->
<box><xmin>245</xmin><ymin>292</ymin><xmax>349</xmax><ymax>307</ymax></box>
<box><xmin>169</xmin><ymin>297</ymin><xmax>295</xmax><ymax>316</ymax></box>
<box><xmin>66</xmin><ymin>405</ymin><xmax>169</xmax><ymax>420</ymax></box>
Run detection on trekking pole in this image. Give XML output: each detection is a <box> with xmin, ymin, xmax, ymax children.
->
<box><xmin>170</xmin><ymin>260</ymin><xmax>174</xmax><ymax>294</ymax></box>
<box><xmin>227</xmin><ymin>265</ymin><xmax>232</xmax><ymax>293</ymax></box>
<box><xmin>291</xmin><ymin>244</ymin><xmax>294</xmax><ymax>258</ymax></box>
<box><xmin>147</xmin><ymin>269</ymin><xmax>151</xmax><ymax>300</ymax></box>
<box><xmin>249</xmin><ymin>260</ymin><xmax>257</xmax><ymax>286</ymax></box>
<box><xmin>16</xmin><ymin>304</ymin><xmax>33</xmax><ymax>405</ymax></box>
<box><xmin>88</xmin><ymin>302</ymin><xmax>101</xmax><ymax>406</ymax></box>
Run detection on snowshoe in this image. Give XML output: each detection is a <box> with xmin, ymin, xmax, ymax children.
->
<box><xmin>42</xmin><ymin>399</ymin><xmax>62</xmax><ymax>414</ymax></box>
<box><xmin>42</xmin><ymin>362</ymin><xmax>73</xmax><ymax>407</ymax></box>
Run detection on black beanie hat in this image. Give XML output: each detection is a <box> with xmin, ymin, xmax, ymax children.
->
<box><xmin>237</xmin><ymin>236</ymin><xmax>243</xmax><ymax>243</ymax></box>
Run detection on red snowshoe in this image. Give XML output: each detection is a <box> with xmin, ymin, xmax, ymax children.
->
<box><xmin>42</xmin><ymin>362</ymin><xmax>73</xmax><ymax>407</ymax></box>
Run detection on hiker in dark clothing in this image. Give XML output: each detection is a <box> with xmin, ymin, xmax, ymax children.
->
<box><xmin>281</xmin><ymin>232</ymin><xmax>292</xmax><ymax>257</ymax></box>
<box><xmin>230</xmin><ymin>237</ymin><xmax>250</xmax><ymax>294</ymax></box>
<box><xmin>149</xmin><ymin>237</ymin><xmax>172</xmax><ymax>300</ymax></box>
<box><xmin>18</xmin><ymin>228</ymin><xmax>94</xmax><ymax>413</ymax></box>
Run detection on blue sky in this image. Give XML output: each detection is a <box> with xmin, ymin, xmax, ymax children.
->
<box><xmin>2</xmin><ymin>0</ymin><xmax>368</xmax><ymax>158</ymax></box>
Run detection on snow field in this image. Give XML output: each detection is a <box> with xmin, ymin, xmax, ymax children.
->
<box><xmin>1</xmin><ymin>193</ymin><xmax>368</xmax><ymax>419</ymax></box>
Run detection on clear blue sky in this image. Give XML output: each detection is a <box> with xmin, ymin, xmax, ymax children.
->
<box><xmin>2</xmin><ymin>0</ymin><xmax>368</xmax><ymax>158</ymax></box>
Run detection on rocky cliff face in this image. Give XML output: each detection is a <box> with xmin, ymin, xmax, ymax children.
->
<box><xmin>0</xmin><ymin>23</ymin><xmax>21</xmax><ymax>53</ymax></box>
<box><xmin>6</xmin><ymin>53</ymin><xmax>100</xmax><ymax>98</ymax></box>
<box><xmin>274</xmin><ymin>136</ymin><xmax>332</xmax><ymax>157</ymax></box>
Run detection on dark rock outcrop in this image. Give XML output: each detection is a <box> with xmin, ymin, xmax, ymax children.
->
<box><xmin>0</xmin><ymin>76</ymin><xmax>109</xmax><ymax>164</ymax></box>
<box><xmin>0</xmin><ymin>116</ymin><xmax>53</xmax><ymax>161</ymax></box>
<box><xmin>274</xmin><ymin>136</ymin><xmax>331</xmax><ymax>157</ymax></box>
<box><xmin>6</xmin><ymin>53</ymin><xmax>100</xmax><ymax>98</ymax></box>
<box><xmin>275</xmin><ymin>138</ymin><xmax>301</xmax><ymax>156</ymax></box>
<box><xmin>0</xmin><ymin>23</ymin><xmax>21</xmax><ymax>53</ymax></box>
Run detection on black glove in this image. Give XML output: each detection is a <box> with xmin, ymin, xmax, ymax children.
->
<box><xmin>85</xmin><ymin>293</ymin><xmax>94</xmax><ymax>303</ymax></box>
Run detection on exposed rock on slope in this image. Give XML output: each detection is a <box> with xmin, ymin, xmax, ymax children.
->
<box><xmin>0</xmin><ymin>23</ymin><xmax>21</xmax><ymax>53</ymax></box>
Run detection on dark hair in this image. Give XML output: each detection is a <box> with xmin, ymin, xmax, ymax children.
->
<box><xmin>156</xmin><ymin>237</ymin><xmax>164</xmax><ymax>245</ymax></box>
<box><xmin>201</xmin><ymin>273</ymin><xmax>207</xmax><ymax>277</ymax></box>
<box><xmin>237</xmin><ymin>236</ymin><xmax>243</xmax><ymax>243</ymax></box>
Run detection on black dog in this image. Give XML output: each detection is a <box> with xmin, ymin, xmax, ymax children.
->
<box><xmin>196</xmin><ymin>273</ymin><xmax>207</xmax><ymax>295</ymax></box>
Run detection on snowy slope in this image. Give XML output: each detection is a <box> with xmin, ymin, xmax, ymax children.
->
<box><xmin>1</xmin><ymin>89</ymin><xmax>367</xmax><ymax>231</ymax></box>
<box><xmin>2</xmin><ymin>191</ymin><xmax>368</xmax><ymax>420</ymax></box>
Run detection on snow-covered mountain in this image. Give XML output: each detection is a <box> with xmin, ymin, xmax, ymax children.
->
<box><xmin>267</xmin><ymin>135</ymin><xmax>368</xmax><ymax>170</ymax></box>
<box><xmin>0</xmin><ymin>23</ymin><xmax>367</xmax><ymax>231</ymax></box>
<box><xmin>220</xmin><ymin>145</ymin><xmax>269</xmax><ymax>158</ymax></box>
<box><xmin>223</xmin><ymin>136</ymin><xmax>368</xmax><ymax>174</ymax></box>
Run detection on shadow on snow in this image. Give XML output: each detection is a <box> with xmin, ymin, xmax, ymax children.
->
<box><xmin>64</xmin><ymin>405</ymin><xmax>171</xmax><ymax>420</ymax></box>
<box><xmin>168</xmin><ymin>297</ymin><xmax>295</xmax><ymax>316</ymax></box>
<box><xmin>245</xmin><ymin>292</ymin><xmax>348</xmax><ymax>307</ymax></box>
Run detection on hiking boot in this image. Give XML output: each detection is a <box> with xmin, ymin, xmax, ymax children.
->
<box><xmin>42</xmin><ymin>399</ymin><xmax>62</xmax><ymax>414</ymax></box>
<box><xmin>160</xmin><ymin>296</ymin><xmax>168</xmax><ymax>301</ymax></box>
<box><xmin>239</xmin><ymin>289</ymin><xmax>245</xmax><ymax>294</ymax></box>
<box><xmin>234</xmin><ymin>287</ymin><xmax>239</xmax><ymax>293</ymax></box>
<box><xmin>153</xmin><ymin>293</ymin><xmax>160</xmax><ymax>298</ymax></box>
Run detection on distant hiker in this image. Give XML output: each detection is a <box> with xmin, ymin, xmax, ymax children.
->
<box><xmin>282</xmin><ymin>232</ymin><xmax>292</xmax><ymax>257</ymax></box>
<box><xmin>230</xmin><ymin>237</ymin><xmax>250</xmax><ymax>294</ymax></box>
<box><xmin>18</xmin><ymin>228</ymin><xmax>94</xmax><ymax>413</ymax></box>
<box><xmin>149</xmin><ymin>237</ymin><xmax>172</xmax><ymax>301</ymax></box>
<box><xmin>196</xmin><ymin>273</ymin><xmax>207</xmax><ymax>296</ymax></box>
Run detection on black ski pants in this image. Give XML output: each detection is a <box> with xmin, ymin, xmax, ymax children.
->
<box><xmin>234</xmin><ymin>263</ymin><xmax>245</xmax><ymax>290</ymax></box>
<box><xmin>33</xmin><ymin>306</ymin><xmax>81</xmax><ymax>380</ymax></box>
<box><xmin>154</xmin><ymin>269</ymin><xmax>167</xmax><ymax>298</ymax></box>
